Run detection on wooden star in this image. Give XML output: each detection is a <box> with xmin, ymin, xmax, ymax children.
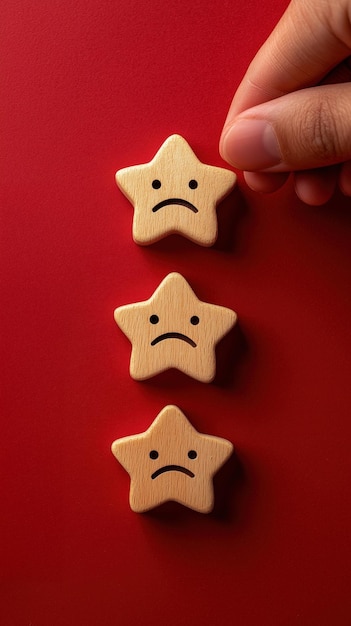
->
<box><xmin>114</xmin><ymin>272</ymin><xmax>237</xmax><ymax>383</ymax></box>
<box><xmin>116</xmin><ymin>134</ymin><xmax>236</xmax><ymax>246</ymax></box>
<box><xmin>111</xmin><ymin>405</ymin><xmax>234</xmax><ymax>513</ymax></box>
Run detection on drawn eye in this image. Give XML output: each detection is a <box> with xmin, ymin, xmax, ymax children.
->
<box><xmin>189</xmin><ymin>179</ymin><xmax>198</xmax><ymax>189</ymax></box>
<box><xmin>149</xmin><ymin>315</ymin><xmax>159</xmax><ymax>324</ymax></box>
<box><xmin>188</xmin><ymin>450</ymin><xmax>197</xmax><ymax>459</ymax></box>
<box><xmin>190</xmin><ymin>316</ymin><xmax>199</xmax><ymax>325</ymax></box>
<box><xmin>152</xmin><ymin>179</ymin><xmax>161</xmax><ymax>189</ymax></box>
<box><xmin>149</xmin><ymin>450</ymin><xmax>159</xmax><ymax>460</ymax></box>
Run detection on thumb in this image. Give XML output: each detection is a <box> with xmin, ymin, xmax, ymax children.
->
<box><xmin>220</xmin><ymin>82</ymin><xmax>351</xmax><ymax>172</ymax></box>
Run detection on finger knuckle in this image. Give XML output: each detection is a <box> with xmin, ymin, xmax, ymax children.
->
<box><xmin>305</xmin><ymin>98</ymin><xmax>341</xmax><ymax>162</ymax></box>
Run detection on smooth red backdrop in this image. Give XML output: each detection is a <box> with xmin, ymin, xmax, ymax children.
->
<box><xmin>1</xmin><ymin>1</ymin><xmax>351</xmax><ymax>624</ymax></box>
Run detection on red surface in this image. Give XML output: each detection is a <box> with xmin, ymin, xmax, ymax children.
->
<box><xmin>1</xmin><ymin>1</ymin><xmax>351</xmax><ymax>624</ymax></box>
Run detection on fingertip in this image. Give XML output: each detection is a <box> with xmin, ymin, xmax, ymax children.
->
<box><xmin>243</xmin><ymin>171</ymin><xmax>289</xmax><ymax>194</ymax></box>
<box><xmin>219</xmin><ymin>119</ymin><xmax>283</xmax><ymax>171</ymax></box>
<box><xmin>294</xmin><ymin>168</ymin><xmax>338</xmax><ymax>206</ymax></box>
<box><xmin>219</xmin><ymin>124</ymin><xmax>235</xmax><ymax>166</ymax></box>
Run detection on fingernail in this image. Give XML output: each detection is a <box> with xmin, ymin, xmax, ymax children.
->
<box><xmin>221</xmin><ymin>119</ymin><xmax>282</xmax><ymax>170</ymax></box>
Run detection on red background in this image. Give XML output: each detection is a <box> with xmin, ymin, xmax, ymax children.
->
<box><xmin>1</xmin><ymin>0</ymin><xmax>351</xmax><ymax>624</ymax></box>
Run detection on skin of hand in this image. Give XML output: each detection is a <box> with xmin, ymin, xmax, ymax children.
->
<box><xmin>219</xmin><ymin>0</ymin><xmax>351</xmax><ymax>205</ymax></box>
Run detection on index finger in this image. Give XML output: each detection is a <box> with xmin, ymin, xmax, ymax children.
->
<box><xmin>224</xmin><ymin>0</ymin><xmax>351</xmax><ymax>120</ymax></box>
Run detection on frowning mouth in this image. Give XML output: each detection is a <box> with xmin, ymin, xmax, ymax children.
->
<box><xmin>151</xmin><ymin>332</ymin><xmax>196</xmax><ymax>347</ymax></box>
<box><xmin>151</xmin><ymin>465</ymin><xmax>195</xmax><ymax>479</ymax></box>
<box><xmin>152</xmin><ymin>198</ymin><xmax>198</xmax><ymax>213</ymax></box>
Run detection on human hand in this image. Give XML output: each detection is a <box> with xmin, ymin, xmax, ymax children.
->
<box><xmin>219</xmin><ymin>0</ymin><xmax>351</xmax><ymax>205</ymax></box>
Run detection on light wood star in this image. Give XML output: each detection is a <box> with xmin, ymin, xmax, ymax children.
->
<box><xmin>116</xmin><ymin>134</ymin><xmax>236</xmax><ymax>246</ymax></box>
<box><xmin>114</xmin><ymin>272</ymin><xmax>237</xmax><ymax>383</ymax></box>
<box><xmin>111</xmin><ymin>405</ymin><xmax>234</xmax><ymax>513</ymax></box>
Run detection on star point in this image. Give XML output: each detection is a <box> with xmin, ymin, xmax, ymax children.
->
<box><xmin>116</xmin><ymin>134</ymin><xmax>236</xmax><ymax>246</ymax></box>
<box><xmin>114</xmin><ymin>272</ymin><xmax>237</xmax><ymax>382</ymax></box>
<box><xmin>111</xmin><ymin>405</ymin><xmax>234</xmax><ymax>513</ymax></box>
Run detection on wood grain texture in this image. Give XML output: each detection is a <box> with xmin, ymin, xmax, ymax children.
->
<box><xmin>114</xmin><ymin>272</ymin><xmax>237</xmax><ymax>382</ymax></box>
<box><xmin>116</xmin><ymin>134</ymin><xmax>236</xmax><ymax>246</ymax></box>
<box><xmin>111</xmin><ymin>405</ymin><xmax>234</xmax><ymax>513</ymax></box>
